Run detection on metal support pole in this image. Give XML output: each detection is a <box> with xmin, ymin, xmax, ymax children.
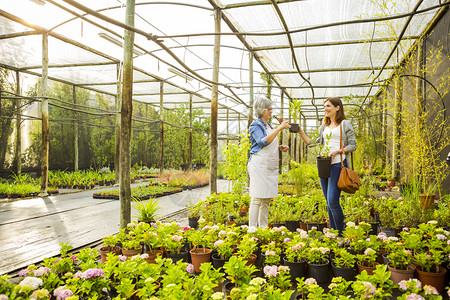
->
<box><xmin>159</xmin><ymin>81</ymin><xmax>164</xmax><ymax>175</ymax></box>
<box><xmin>15</xmin><ymin>70</ymin><xmax>21</xmax><ymax>175</ymax></box>
<box><xmin>226</xmin><ymin>109</ymin><xmax>229</xmax><ymax>146</ymax></box>
<box><xmin>115</xmin><ymin>63</ymin><xmax>122</xmax><ymax>183</ymax></box>
<box><xmin>210</xmin><ymin>8</ymin><xmax>221</xmax><ymax>194</ymax></box>
<box><xmin>145</xmin><ymin>103</ymin><xmax>148</xmax><ymax>166</ymax></box>
<box><xmin>189</xmin><ymin>94</ymin><xmax>193</xmax><ymax>169</ymax></box>
<box><xmin>73</xmin><ymin>85</ymin><xmax>78</xmax><ymax>171</ymax></box>
<box><xmin>248</xmin><ymin>52</ymin><xmax>254</xmax><ymax>129</ymax></box>
<box><xmin>392</xmin><ymin>73</ymin><xmax>402</xmax><ymax>180</ymax></box>
<box><xmin>119</xmin><ymin>0</ymin><xmax>135</xmax><ymax>229</ymax></box>
<box><xmin>40</xmin><ymin>32</ymin><xmax>49</xmax><ymax>196</ymax></box>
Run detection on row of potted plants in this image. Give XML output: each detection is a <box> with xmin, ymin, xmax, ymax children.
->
<box><xmin>4</xmin><ymin>220</ymin><xmax>450</xmax><ymax>299</ymax></box>
<box><xmin>92</xmin><ymin>184</ymin><xmax>183</xmax><ymax>200</ymax></box>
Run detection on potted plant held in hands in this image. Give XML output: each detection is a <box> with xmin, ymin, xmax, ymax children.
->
<box><xmin>288</xmin><ymin>98</ymin><xmax>303</xmax><ymax>133</ymax></box>
<box><xmin>313</xmin><ymin>130</ymin><xmax>333</xmax><ymax>178</ymax></box>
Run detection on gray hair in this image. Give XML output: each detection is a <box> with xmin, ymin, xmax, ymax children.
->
<box><xmin>253</xmin><ymin>96</ymin><xmax>273</xmax><ymax>118</ymax></box>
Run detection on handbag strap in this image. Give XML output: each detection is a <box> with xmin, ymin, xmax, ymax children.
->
<box><xmin>339</xmin><ymin>122</ymin><xmax>354</xmax><ymax>170</ymax></box>
<box><xmin>339</xmin><ymin>123</ymin><xmax>344</xmax><ymax>168</ymax></box>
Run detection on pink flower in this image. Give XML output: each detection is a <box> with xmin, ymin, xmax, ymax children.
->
<box><xmin>0</xmin><ymin>295</ymin><xmax>8</xmax><ymax>300</ymax></box>
<box><xmin>364</xmin><ymin>201</ymin><xmax>370</xmax><ymax>206</ymax></box>
<box><xmin>263</xmin><ymin>265</ymin><xmax>278</xmax><ymax>277</ymax></box>
<box><xmin>311</xmin><ymin>226</ymin><xmax>317</xmax><ymax>231</ymax></box>
<box><xmin>364</xmin><ymin>248</ymin><xmax>375</xmax><ymax>256</ymax></box>
<box><xmin>423</xmin><ymin>285</ymin><xmax>439</xmax><ymax>295</ymax></box>
<box><xmin>292</xmin><ymin>244</ymin><xmax>302</xmax><ymax>251</ymax></box>
<box><xmin>182</xmin><ymin>226</ymin><xmax>190</xmax><ymax>231</ymax></box>
<box><xmin>214</xmin><ymin>240</ymin><xmax>224</xmax><ymax>248</ymax></box>
<box><xmin>406</xmin><ymin>294</ymin><xmax>424</xmax><ymax>300</ymax></box>
<box><xmin>82</xmin><ymin>268</ymin><xmax>105</xmax><ymax>279</ymax></box>
<box><xmin>70</xmin><ymin>255</ymin><xmax>77</xmax><ymax>261</ymax></box>
<box><xmin>305</xmin><ymin>278</ymin><xmax>317</xmax><ymax>285</ymax></box>
<box><xmin>402</xmin><ymin>227</ymin><xmax>409</xmax><ymax>231</ymax></box>
<box><xmin>283</xmin><ymin>238</ymin><xmax>291</xmax><ymax>243</ymax></box>
<box><xmin>186</xmin><ymin>264</ymin><xmax>195</xmax><ymax>274</ymax></box>
<box><xmin>74</xmin><ymin>271</ymin><xmax>83</xmax><ymax>278</ymax></box>
<box><xmin>117</xmin><ymin>255</ymin><xmax>127</xmax><ymax>261</ymax></box>
<box><xmin>377</xmin><ymin>232</ymin><xmax>388</xmax><ymax>240</ymax></box>
<box><xmin>140</xmin><ymin>253</ymin><xmax>149</xmax><ymax>260</ymax></box>
<box><xmin>33</xmin><ymin>267</ymin><xmax>51</xmax><ymax>277</ymax></box>
<box><xmin>398</xmin><ymin>280</ymin><xmax>408</xmax><ymax>291</ymax></box>
<box><xmin>18</xmin><ymin>269</ymin><xmax>30</xmax><ymax>277</ymax></box>
<box><xmin>325</xmin><ymin>232</ymin><xmax>336</xmax><ymax>239</ymax></box>
<box><xmin>172</xmin><ymin>235</ymin><xmax>183</xmax><ymax>242</ymax></box>
<box><xmin>265</xmin><ymin>250</ymin><xmax>276</xmax><ymax>256</ymax></box>
<box><xmin>54</xmin><ymin>286</ymin><xmax>73</xmax><ymax>300</ymax></box>
<box><xmin>436</xmin><ymin>234</ymin><xmax>446</xmax><ymax>241</ymax></box>
<box><xmin>362</xmin><ymin>281</ymin><xmax>376</xmax><ymax>297</ymax></box>
<box><xmin>218</xmin><ymin>230</ymin><xmax>227</xmax><ymax>237</ymax></box>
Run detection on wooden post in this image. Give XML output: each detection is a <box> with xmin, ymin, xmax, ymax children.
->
<box><xmin>279</xmin><ymin>91</ymin><xmax>284</xmax><ymax>172</ymax></box>
<box><xmin>73</xmin><ymin>85</ymin><xmax>78</xmax><ymax>171</ymax></box>
<box><xmin>115</xmin><ymin>63</ymin><xmax>122</xmax><ymax>183</ymax></box>
<box><xmin>302</xmin><ymin>117</ymin><xmax>307</xmax><ymax>162</ymax></box>
<box><xmin>189</xmin><ymin>94</ymin><xmax>193</xmax><ymax>169</ymax></box>
<box><xmin>119</xmin><ymin>0</ymin><xmax>135</xmax><ymax>229</ymax></box>
<box><xmin>40</xmin><ymin>32</ymin><xmax>49</xmax><ymax>196</ymax></box>
<box><xmin>15</xmin><ymin>70</ymin><xmax>21</xmax><ymax>175</ymax></box>
<box><xmin>238</xmin><ymin>114</ymin><xmax>241</xmax><ymax>135</ymax></box>
<box><xmin>159</xmin><ymin>81</ymin><xmax>164</xmax><ymax>175</ymax></box>
<box><xmin>248</xmin><ymin>52</ymin><xmax>254</xmax><ymax>129</ymax></box>
<box><xmin>392</xmin><ymin>72</ymin><xmax>402</xmax><ymax>180</ymax></box>
<box><xmin>210</xmin><ymin>8</ymin><xmax>221</xmax><ymax>194</ymax></box>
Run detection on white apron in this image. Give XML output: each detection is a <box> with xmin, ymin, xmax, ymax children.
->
<box><xmin>248</xmin><ymin>128</ymin><xmax>279</xmax><ymax>198</ymax></box>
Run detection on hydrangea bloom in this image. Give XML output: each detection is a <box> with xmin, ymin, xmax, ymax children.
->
<box><xmin>305</xmin><ymin>278</ymin><xmax>317</xmax><ymax>285</ymax></box>
<box><xmin>283</xmin><ymin>238</ymin><xmax>291</xmax><ymax>243</ymax></box>
<box><xmin>53</xmin><ymin>286</ymin><xmax>73</xmax><ymax>300</ymax></box>
<box><xmin>423</xmin><ymin>285</ymin><xmax>439</xmax><ymax>295</ymax></box>
<box><xmin>19</xmin><ymin>277</ymin><xmax>43</xmax><ymax>290</ymax></box>
<box><xmin>263</xmin><ymin>265</ymin><xmax>278</xmax><ymax>277</ymax></box>
<box><xmin>172</xmin><ymin>235</ymin><xmax>183</xmax><ymax>242</ymax></box>
<box><xmin>406</xmin><ymin>293</ymin><xmax>425</xmax><ymax>300</ymax></box>
<box><xmin>140</xmin><ymin>253</ymin><xmax>149</xmax><ymax>260</ymax></box>
<box><xmin>211</xmin><ymin>292</ymin><xmax>224</xmax><ymax>300</ymax></box>
<box><xmin>436</xmin><ymin>234</ymin><xmax>446</xmax><ymax>241</ymax></box>
<box><xmin>247</xmin><ymin>227</ymin><xmax>257</xmax><ymax>234</ymax></box>
<box><xmin>33</xmin><ymin>267</ymin><xmax>51</xmax><ymax>277</ymax></box>
<box><xmin>0</xmin><ymin>295</ymin><xmax>7</xmax><ymax>300</ymax></box>
<box><xmin>117</xmin><ymin>255</ymin><xmax>127</xmax><ymax>262</ymax></box>
<box><xmin>214</xmin><ymin>240</ymin><xmax>224</xmax><ymax>247</ymax></box>
<box><xmin>186</xmin><ymin>264</ymin><xmax>195</xmax><ymax>274</ymax></box>
<box><xmin>265</xmin><ymin>250</ymin><xmax>276</xmax><ymax>256</ymax></box>
<box><xmin>249</xmin><ymin>277</ymin><xmax>266</xmax><ymax>286</ymax></box>
<box><xmin>246</xmin><ymin>294</ymin><xmax>258</xmax><ymax>300</ymax></box>
<box><xmin>362</xmin><ymin>281</ymin><xmax>376</xmax><ymax>298</ymax></box>
<box><xmin>18</xmin><ymin>269</ymin><xmax>30</xmax><ymax>277</ymax></box>
<box><xmin>81</xmin><ymin>268</ymin><xmax>105</xmax><ymax>279</ymax></box>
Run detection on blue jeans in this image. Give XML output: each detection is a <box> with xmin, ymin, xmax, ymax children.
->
<box><xmin>319</xmin><ymin>160</ymin><xmax>348</xmax><ymax>235</ymax></box>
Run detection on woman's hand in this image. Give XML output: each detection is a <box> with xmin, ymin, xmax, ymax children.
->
<box><xmin>330</xmin><ymin>149</ymin><xmax>343</xmax><ymax>160</ymax></box>
<box><xmin>278</xmin><ymin>120</ymin><xmax>291</xmax><ymax>131</ymax></box>
<box><xmin>279</xmin><ymin>145</ymin><xmax>289</xmax><ymax>152</ymax></box>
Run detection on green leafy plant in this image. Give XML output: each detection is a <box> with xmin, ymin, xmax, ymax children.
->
<box><xmin>221</xmin><ymin>133</ymin><xmax>250</xmax><ymax>195</ymax></box>
<box><xmin>132</xmin><ymin>197</ymin><xmax>160</xmax><ymax>222</ymax></box>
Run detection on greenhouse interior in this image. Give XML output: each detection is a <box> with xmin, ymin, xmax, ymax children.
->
<box><xmin>0</xmin><ymin>0</ymin><xmax>450</xmax><ymax>299</ymax></box>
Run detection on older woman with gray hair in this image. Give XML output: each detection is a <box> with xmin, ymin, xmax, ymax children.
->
<box><xmin>248</xmin><ymin>96</ymin><xmax>290</xmax><ymax>228</ymax></box>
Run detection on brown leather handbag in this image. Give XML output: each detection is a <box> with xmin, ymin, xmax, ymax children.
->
<box><xmin>337</xmin><ymin>123</ymin><xmax>361</xmax><ymax>194</ymax></box>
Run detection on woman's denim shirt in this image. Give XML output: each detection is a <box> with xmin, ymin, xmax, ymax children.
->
<box><xmin>249</xmin><ymin>118</ymin><xmax>273</xmax><ymax>159</ymax></box>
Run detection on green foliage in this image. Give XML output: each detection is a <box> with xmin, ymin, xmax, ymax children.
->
<box><xmin>132</xmin><ymin>197</ymin><xmax>160</xmax><ymax>222</ymax></box>
<box><xmin>221</xmin><ymin>133</ymin><xmax>250</xmax><ymax>195</ymax></box>
<box><xmin>289</xmin><ymin>98</ymin><xmax>303</xmax><ymax>123</ymax></box>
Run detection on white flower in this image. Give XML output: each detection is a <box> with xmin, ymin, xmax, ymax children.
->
<box><xmin>427</xmin><ymin>220</ymin><xmax>438</xmax><ymax>225</ymax></box>
<box><xmin>423</xmin><ymin>285</ymin><xmax>439</xmax><ymax>295</ymax></box>
<box><xmin>211</xmin><ymin>292</ymin><xmax>224</xmax><ymax>300</ymax></box>
<box><xmin>346</xmin><ymin>221</ymin><xmax>356</xmax><ymax>228</ymax></box>
<box><xmin>436</xmin><ymin>234</ymin><xmax>446</xmax><ymax>241</ymax></box>
<box><xmin>305</xmin><ymin>278</ymin><xmax>317</xmax><ymax>285</ymax></box>
<box><xmin>246</xmin><ymin>294</ymin><xmax>258</xmax><ymax>300</ymax></box>
<box><xmin>19</xmin><ymin>277</ymin><xmax>43</xmax><ymax>290</ymax></box>
<box><xmin>250</xmin><ymin>277</ymin><xmax>266</xmax><ymax>286</ymax></box>
<box><xmin>247</xmin><ymin>226</ymin><xmax>257</xmax><ymax>233</ymax></box>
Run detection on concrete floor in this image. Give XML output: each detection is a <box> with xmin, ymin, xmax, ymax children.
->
<box><xmin>0</xmin><ymin>179</ymin><xmax>231</xmax><ymax>275</ymax></box>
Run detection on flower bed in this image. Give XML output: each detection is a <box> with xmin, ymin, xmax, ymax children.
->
<box><xmin>93</xmin><ymin>184</ymin><xmax>182</xmax><ymax>200</ymax></box>
<box><xmin>4</xmin><ymin>220</ymin><xmax>450</xmax><ymax>299</ymax></box>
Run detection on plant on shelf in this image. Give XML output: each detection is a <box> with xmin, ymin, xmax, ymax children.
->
<box><xmin>132</xmin><ymin>197</ymin><xmax>160</xmax><ymax>223</ymax></box>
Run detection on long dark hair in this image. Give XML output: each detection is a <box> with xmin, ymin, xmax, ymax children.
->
<box><xmin>323</xmin><ymin>97</ymin><xmax>346</xmax><ymax>126</ymax></box>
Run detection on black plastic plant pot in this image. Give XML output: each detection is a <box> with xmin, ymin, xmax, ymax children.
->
<box><xmin>289</xmin><ymin>123</ymin><xmax>299</xmax><ymax>133</ymax></box>
<box><xmin>317</xmin><ymin>156</ymin><xmax>332</xmax><ymax>178</ymax></box>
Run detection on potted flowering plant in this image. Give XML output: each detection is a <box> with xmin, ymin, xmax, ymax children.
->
<box><xmin>236</xmin><ymin>235</ymin><xmax>258</xmax><ymax>262</ymax></box>
<box><xmin>261</xmin><ymin>241</ymin><xmax>282</xmax><ymax>266</ymax></box>
<box><xmin>306</xmin><ymin>243</ymin><xmax>331</xmax><ymax>284</ymax></box>
<box><xmin>223</xmin><ymin>256</ymin><xmax>258</xmax><ymax>288</ymax></box>
<box><xmin>356</xmin><ymin>247</ymin><xmax>379</xmax><ymax>275</ymax></box>
<box><xmin>99</xmin><ymin>235</ymin><xmax>121</xmax><ymax>263</ymax></box>
<box><xmin>65</xmin><ymin>268</ymin><xmax>111</xmax><ymax>299</ymax></box>
<box><xmin>263</xmin><ymin>265</ymin><xmax>291</xmax><ymax>292</ymax></box>
<box><xmin>331</xmin><ymin>248</ymin><xmax>357</xmax><ymax>282</ymax></box>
